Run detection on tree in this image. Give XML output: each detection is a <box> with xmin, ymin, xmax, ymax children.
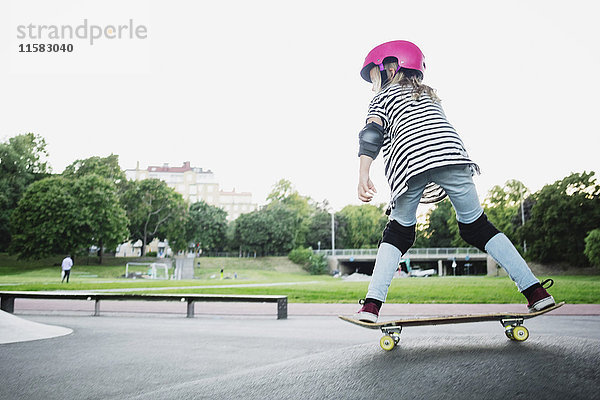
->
<box><xmin>121</xmin><ymin>179</ymin><xmax>187</xmax><ymax>255</ymax></box>
<box><xmin>266</xmin><ymin>179</ymin><xmax>313</xmax><ymax>249</ymax></box>
<box><xmin>584</xmin><ymin>229</ymin><xmax>600</xmax><ymax>267</ymax></box>
<box><xmin>519</xmin><ymin>172</ymin><xmax>600</xmax><ymax>266</ymax></box>
<box><xmin>61</xmin><ymin>155</ymin><xmax>129</xmax><ymax>263</ymax></box>
<box><xmin>336</xmin><ymin>204</ymin><xmax>387</xmax><ymax>249</ymax></box>
<box><xmin>62</xmin><ymin>154</ymin><xmax>126</xmax><ymax>186</ymax></box>
<box><xmin>185</xmin><ymin>200</ymin><xmax>228</xmax><ymax>253</ymax></box>
<box><xmin>163</xmin><ymin>207</ymin><xmax>189</xmax><ymax>253</ymax></box>
<box><xmin>305</xmin><ymin>207</ymin><xmax>333</xmax><ymax>250</ymax></box>
<box><xmin>71</xmin><ymin>174</ymin><xmax>129</xmax><ymax>263</ymax></box>
<box><xmin>9</xmin><ymin>175</ymin><xmax>128</xmax><ymax>262</ymax></box>
<box><xmin>233</xmin><ymin>203</ymin><xmax>296</xmax><ymax>256</ymax></box>
<box><xmin>0</xmin><ymin>133</ymin><xmax>50</xmax><ymax>250</ymax></box>
<box><xmin>266</xmin><ymin>179</ymin><xmax>297</xmax><ymax>203</ymax></box>
<box><xmin>10</xmin><ymin>177</ymin><xmax>80</xmax><ymax>258</ymax></box>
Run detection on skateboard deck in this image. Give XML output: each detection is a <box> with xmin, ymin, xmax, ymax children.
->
<box><xmin>339</xmin><ymin>301</ymin><xmax>565</xmax><ymax>351</ymax></box>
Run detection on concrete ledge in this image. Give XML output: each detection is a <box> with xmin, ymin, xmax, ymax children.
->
<box><xmin>0</xmin><ymin>291</ymin><xmax>287</xmax><ymax>319</ymax></box>
<box><xmin>6</xmin><ymin>299</ymin><xmax>599</xmax><ymax>317</ymax></box>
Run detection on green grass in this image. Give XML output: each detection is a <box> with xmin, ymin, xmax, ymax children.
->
<box><xmin>0</xmin><ymin>253</ymin><xmax>315</xmax><ymax>291</ymax></box>
<box><xmin>134</xmin><ymin>276</ymin><xmax>600</xmax><ymax>304</ymax></box>
<box><xmin>0</xmin><ymin>253</ymin><xmax>598</xmax><ymax>303</ymax></box>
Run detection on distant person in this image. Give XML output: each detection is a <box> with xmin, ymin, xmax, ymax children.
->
<box><xmin>354</xmin><ymin>40</ymin><xmax>555</xmax><ymax>322</ymax></box>
<box><xmin>61</xmin><ymin>255</ymin><xmax>73</xmax><ymax>283</ymax></box>
<box><xmin>220</xmin><ymin>268</ymin><xmax>224</xmax><ymax>280</ymax></box>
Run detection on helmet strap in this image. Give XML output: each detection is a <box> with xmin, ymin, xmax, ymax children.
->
<box><xmin>391</xmin><ymin>65</ymin><xmax>403</xmax><ymax>80</ymax></box>
<box><xmin>379</xmin><ymin>69</ymin><xmax>388</xmax><ymax>84</ymax></box>
<box><xmin>378</xmin><ymin>64</ymin><xmax>403</xmax><ymax>86</ymax></box>
<box><xmin>378</xmin><ymin>64</ymin><xmax>388</xmax><ymax>85</ymax></box>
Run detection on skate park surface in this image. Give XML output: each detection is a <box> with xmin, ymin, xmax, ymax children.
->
<box><xmin>1</xmin><ymin>302</ymin><xmax>599</xmax><ymax>400</ymax></box>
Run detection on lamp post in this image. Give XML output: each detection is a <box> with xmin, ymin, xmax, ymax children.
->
<box><xmin>519</xmin><ymin>182</ymin><xmax>527</xmax><ymax>253</ymax></box>
<box><xmin>331</xmin><ymin>210</ymin><xmax>336</xmax><ymax>257</ymax></box>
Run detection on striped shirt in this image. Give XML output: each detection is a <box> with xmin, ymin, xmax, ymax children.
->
<box><xmin>366</xmin><ymin>84</ymin><xmax>479</xmax><ymax>206</ymax></box>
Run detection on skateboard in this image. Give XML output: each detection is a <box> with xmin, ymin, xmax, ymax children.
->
<box><xmin>339</xmin><ymin>301</ymin><xmax>565</xmax><ymax>351</ymax></box>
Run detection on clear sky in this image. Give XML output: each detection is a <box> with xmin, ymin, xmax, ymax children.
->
<box><xmin>1</xmin><ymin>0</ymin><xmax>598</xmax><ymax>214</ymax></box>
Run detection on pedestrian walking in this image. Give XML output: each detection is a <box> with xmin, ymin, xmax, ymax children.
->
<box><xmin>61</xmin><ymin>255</ymin><xmax>73</xmax><ymax>283</ymax></box>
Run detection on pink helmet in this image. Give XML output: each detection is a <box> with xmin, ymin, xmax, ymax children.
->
<box><xmin>360</xmin><ymin>40</ymin><xmax>426</xmax><ymax>83</ymax></box>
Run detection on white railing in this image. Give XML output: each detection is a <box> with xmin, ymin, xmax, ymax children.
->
<box><xmin>314</xmin><ymin>248</ymin><xmax>484</xmax><ymax>257</ymax></box>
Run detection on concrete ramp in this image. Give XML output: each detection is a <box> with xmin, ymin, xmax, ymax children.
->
<box><xmin>0</xmin><ymin>311</ymin><xmax>73</xmax><ymax>344</ymax></box>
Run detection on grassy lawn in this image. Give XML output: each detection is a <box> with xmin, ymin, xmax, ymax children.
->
<box><xmin>0</xmin><ymin>254</ymin><xmax>316</xmax><ymax>290</ymax></box>
<box><xmin>136</xmin><ymin>276</ymin><xmax>600</xmax><ymax>304</ymax></box>
<box><xmin>0</xmin><ymin>253</ymin><xmax>598</xmax><ymax>304</ymax></box>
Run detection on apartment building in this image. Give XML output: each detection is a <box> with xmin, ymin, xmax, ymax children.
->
<box><xmin>219</xmin><ymin>189</ymin><xmax>256</xmax><ymax>220</ymax></box>
<box><xmin>125</xmin><ymin>161</ymin><xmax>258</xmax><ymax>221</ymax></box>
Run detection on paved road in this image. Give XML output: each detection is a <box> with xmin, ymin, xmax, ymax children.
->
<box><xmin>1</xmin><ymin>313</ymin><xmax>599</xmax><ymax>400</ymax></box>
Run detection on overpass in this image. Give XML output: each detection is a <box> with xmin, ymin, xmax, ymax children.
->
<box><xmin>315</xmin><ymin>248</ymin><xmax>502</xmax><ymax>277</ymax></box>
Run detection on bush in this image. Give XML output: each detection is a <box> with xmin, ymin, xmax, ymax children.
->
<box><xmin>584</xmin><ymin>229</ymin><xmax>600</xmax><ymax>267</ymax></box>
<box><xmin>308</xmin><ymin>252</ymin><xmax>329</xmax><ymax>275</ymax></box>
<box><xmin>288</xmin><ymin>247</ymin><xmax>312</xmax><ymax>266</ymax></box>
<box><xmin>145</xmin><ymin>251</ymin><xmax>157</xmax><ymax>257</ymax></box>
<box><xmin>288</xmin><ymin>247</ymin><xmax>329</xmax><ymax>275</ymax></box>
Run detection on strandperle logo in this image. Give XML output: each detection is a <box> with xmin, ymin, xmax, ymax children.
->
<box><xmin>16</xmin><ymin>19</ymin><xmax>148</xmax><ymax>45</ymax></box>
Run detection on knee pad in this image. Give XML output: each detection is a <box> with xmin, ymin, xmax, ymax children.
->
<box><xmin>458</xmin><ymin>213</ymin><xmax>500</xmax><ymax>252</ymax></box>
<box><xmin>381</xmin><ymin>220</ymin><xmax>416</xmax><ymax>254</ymax></box>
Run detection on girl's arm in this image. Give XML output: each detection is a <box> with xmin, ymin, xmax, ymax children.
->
<box><xmin>357</xmin><ymin>116</ymin><xmax>383</xmax><ymax>202</ymax></box>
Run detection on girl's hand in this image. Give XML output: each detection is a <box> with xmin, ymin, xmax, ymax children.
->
<box><xmin>358</xmin><ymin>175</ymin><xmax>377</xmax><ymax>202</ymax></box>
<box><xmin>358</xmin><ymin>155</ymin><xmax>376</xmax><ymax>202</ymax></box>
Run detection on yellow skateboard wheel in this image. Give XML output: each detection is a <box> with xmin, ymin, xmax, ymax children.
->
<box><xmin>380</xmin><ymin>335</ymin><xmax>395</xmax><ymax>351</ymax></box>
<box><xmin>512</xmin><ymin>326</ymin><xmax>529</xmax><ymax>341</ymax></box>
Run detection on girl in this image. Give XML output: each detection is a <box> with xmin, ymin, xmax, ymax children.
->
<box><xmin>354</xmin><ymin>40</ymin><xmax>554</xmax><ymax>322</ymax></box>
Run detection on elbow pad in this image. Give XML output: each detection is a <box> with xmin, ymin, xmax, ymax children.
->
<box><xmin>358</xmin><ymin>122</ymin><xmax>385</xmax><ymax>159</ymax></box>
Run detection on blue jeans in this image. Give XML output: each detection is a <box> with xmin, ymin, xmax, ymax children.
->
<box><xmin>366</xmin><ymin>165</ymin><xmax>539</xmax><ymax>302</ymax></box>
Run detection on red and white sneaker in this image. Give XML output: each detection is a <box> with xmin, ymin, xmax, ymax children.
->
<box><xmin>526</xmin><ymin>279</ymin><xmax>556</xmax><ymax>312</ymax></box>
<box><xmin>354</xmin><ymin>299</ymin><xmax>380</xmax><ymax>323</ymax></box>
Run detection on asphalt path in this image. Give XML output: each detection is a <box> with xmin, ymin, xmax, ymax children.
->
<box><xmin>1</xmin><ymin>313</ymin><xmax>599</xmax><ymax>400</ymax></box>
